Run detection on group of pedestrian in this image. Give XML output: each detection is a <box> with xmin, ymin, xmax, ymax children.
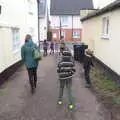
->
<box><xmin>21</xmin><ymin>34</ymin><xmax>94</xmax><ymax>110</ymax></box>
<box><xmin>43</xmin><ymin>40</ymin><xmax>59</xmax><ymax>56</ymax></box>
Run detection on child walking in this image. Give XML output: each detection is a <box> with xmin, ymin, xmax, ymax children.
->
<box><xmin>57</xmin><ymin>48</ymin><xmax>76</xmax><ymax>109</ymax></box>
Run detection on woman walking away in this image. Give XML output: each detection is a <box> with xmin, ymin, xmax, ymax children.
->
<box><xmin>21</xmin><ymin>34</ymin><xmax>39</xmax><ymax>94</ymax></box>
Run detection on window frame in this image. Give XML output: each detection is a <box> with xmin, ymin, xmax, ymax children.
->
<box><xmin>60</xmin><ymin>16</ymin><xmax>68</xmax><ymax>26</ymax></box>
<box><xmin>27</xmin><ymin>0</ymin><xmax>34</xmax><ymax>15</ymax></box>
<box><xmin>61</xmin><ymin>31</ymin><xmax>65</xmax><ymax>37</ymax></box>
<box><xmin>11</xmin><ymin>27</ymin><xmax>20</xmax><ymax>53</ymax></box>
<box><xmin>59</xmin><ymin>30</ymin><xmax>65</xmax><ymax>39</ymax></box>
<box><xmin>101</xmin><ymin>16</ymin><xmax>110</xmax><ymax>39</ymax></box>
<box><xmin>72</xmin><ymin>31</ymin><xmax>80</xmax><ymax>38</ymax></box>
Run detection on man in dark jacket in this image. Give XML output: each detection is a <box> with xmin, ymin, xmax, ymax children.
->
<box><xmin>57</xmin><ymin>49</ymin><xmax>75</xmax><ymax>109</ymax></box>
<box><xmin>83</xmin><ymin>49</ymin><xmax>94</xmax><ymax>88</ymax></box>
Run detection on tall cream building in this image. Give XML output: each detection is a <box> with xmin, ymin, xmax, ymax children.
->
<box><xmin>0</xmin><ymin>0</ymin><xmax>38</xmax><ymax>83</ymax></box>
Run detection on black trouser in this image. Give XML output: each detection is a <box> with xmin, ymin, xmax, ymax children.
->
<box><xmin>50</xmin><ymin>48</ymin><xmax>54</xmax><ymax>54</ymax></box>
<box><xmin>60</xmin><ymin>48</ymin><xmax>64</xmax><ymax>54</ymax></box>
<box><xmin>43</xmin><ymin>48</ymin><xmax>47</xmax><ymax>56</ymax></box>
<box><xmin>59</xmin><ymin>78</ymin><xmax>73</xmax><ymax>104</ymax></box>
<box><xmin>84</xmin><ymin>69</ymin><xmax>91</xmax><ymax>84</ymax></box>
<box><xmin>27</xmin><ymin>68</ymin><xmax>37</xmax><ymax>89</ymax></box>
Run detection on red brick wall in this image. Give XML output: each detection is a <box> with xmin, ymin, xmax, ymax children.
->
<box><xmin>50</xmin><ymin>28</ymin><xmax>82</xmax><ymax>41</ymax></box>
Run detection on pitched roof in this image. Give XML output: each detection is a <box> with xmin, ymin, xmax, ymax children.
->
<box><xmin>38</xmin><ymin>0</ymin><xmax>47</xmax><ymax>18</ymax></box>
<box><xmin>81</xmin><ymin>0</ymin><xmax>120</xmax><ymax>21</ymax></box>
<box><xmin>50</xmin><ymin>0</ymin><xmax>94</xmax><ymax>15</ymax></box>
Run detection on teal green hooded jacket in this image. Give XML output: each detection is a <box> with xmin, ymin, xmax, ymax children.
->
<box><xmin>21</xmin><ymin>39</ymin><xmax>38</xmax><ymax>68</ymax></box>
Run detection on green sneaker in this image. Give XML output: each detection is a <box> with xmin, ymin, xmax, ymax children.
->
<box><xmin>57</xmin><ymin>100</ymin><xmax>63</xmax><ymax>105</ymax></box>
<box><xmin>68</xmin><ymin>104</ymin><xmax>74</xmax><ymax>110</ymax></box>
<box><xmin>85</xmin><ymin>84</ymin><xmax>91</xmax><ymax>88</ymax></box>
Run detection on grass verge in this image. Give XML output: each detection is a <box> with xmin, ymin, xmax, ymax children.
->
<box><xmin>90</xmin><ymin>65</ymin><xmax>120</xmax><ymax>110</ymax></box>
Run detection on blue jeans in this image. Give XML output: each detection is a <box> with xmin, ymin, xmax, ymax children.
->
<box><xmin>59</xmin><ymin>78</ymin><xmax>73</xmax><ymax>104</ymax></box>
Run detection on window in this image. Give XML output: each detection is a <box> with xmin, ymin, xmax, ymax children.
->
<box><xmin>12</xmin><ymin>28</ymin><xmax>20</xmax><ymax>51</ymax></box>
<box><xmin>60</xmin><ymin>16</ymin><xmax>68</xmax><ymax>26</ymax></box>
<box><xmin>102</xmin><ymin>16</ymin><xmax>110</xmax><ymax>39</ymax></box>
<box><xmin>53</xmin><ymin>33</ymin><xmax>57</xmax><ymax>38</ymax></box>
<box><xmin>27</xmin><ymin>0</ymin><xmax>34</xmax><ymax>15</ymax></box>
<box><xmin>73</xmin><ymin>31</ymin><xmax>80</xmax><ymax>38</ymax></box>
<box><xmin>59</xmin><ymin>31</ymin><xmax>65</xmax><ymax>38</ymax></box>
<box><xmin>61</xmin><ymin>31</ymin><xmax>65</xmax><ymax>37</ymax></box>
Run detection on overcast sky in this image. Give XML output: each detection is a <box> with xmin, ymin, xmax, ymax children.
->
<box><xmin>93</xmin><ymin>0</ymin><xmax>99</xmax><ymax>8</ymax></box>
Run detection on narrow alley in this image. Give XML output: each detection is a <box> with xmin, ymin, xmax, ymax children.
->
<box><xmin>0</xmin><ymin>55</ymin><xmax>110</xmax><ymax>120</ymax></box>
<box><xmin>0</xmin><ymin>0</ymin><xmax>120</xmax><ymax>119</ymax></box>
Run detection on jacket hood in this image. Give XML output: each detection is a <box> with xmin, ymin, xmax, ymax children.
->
<box><xmin>25</xmin><ymin>39</ymin><xmax>34</xmax><ymax>47</ymax></box>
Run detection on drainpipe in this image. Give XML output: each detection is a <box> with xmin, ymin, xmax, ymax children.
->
<box><xmin>72</xmin><ymin>15</ymin><xmax>73</xmax><ymax>41</ymax></box>
<box><xmin>0</xmin><ymin>5</ymin><xmax>1</xmax><ymax>15</ymax></box>
<box><xmin>59</xmin><ymin>16</ymin><xmax>61</xmax><ymax>41</ymax></box>
<box><xmin>37</xmin><ymin>0</ymin><xmax>40</xmax><ymax>50</ymax></box>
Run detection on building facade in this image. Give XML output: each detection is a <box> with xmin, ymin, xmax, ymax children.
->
<box><xmin>50</xmin><ymin>0</ymin><xmax>93</xmax><ymax>41</ymax></box>
<box><xmin>39</xmin><ymin>0</ymin><xmax>49</xmax><ymax>41</ymax></box>
<box><xmin>80</xmin><ymin>0</ymin><xmax>116</xmax><ymax>19</ymax></box>
<box><xmin>0</xmin><ymin>0</ymin><xmax>38</xmax><ymax>74</ymax></box>
<box><xmin>50</xmin><ymin>15</ymin><xmax>82</xmax><ymax>41</ymax></box>
<box><xmin>81</xmin><ymin>0</ymin><xmax>120</xmax><ymax>76</ymax></box>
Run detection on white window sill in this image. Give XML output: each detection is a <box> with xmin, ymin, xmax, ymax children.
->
<box><xmin>12</xmin><ymin>49</ymin><xmax>20</xmax><ymax>54</ymax></box>
<box><xmin>73</xmin><ymin>36</ymin><xmax>80</xmax><ymax>38</ymax></box>
<box><xmin>101</xmin><ymin>34</ymin><xmax>110</xmax><ymax>40</ymax></box>
<box><xmin>73</xmin><ymin>37</ymin><xmax>80</xmax><ymax>39</ymax></box>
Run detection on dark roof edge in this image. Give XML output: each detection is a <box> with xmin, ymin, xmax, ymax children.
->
<box><xmin>50</xmin><ymin>13</ymin><xmax>80</xmax><ymax>15</ymax></box>
<box><xmin>50</xmin><ymin>9</ymin><xmax>97</xmax><ymax>16</ymax></box>
<box><xmin>81</xmin><ymin>0</ymin><xmax>120</xmax><ymax>21</ymax></box>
